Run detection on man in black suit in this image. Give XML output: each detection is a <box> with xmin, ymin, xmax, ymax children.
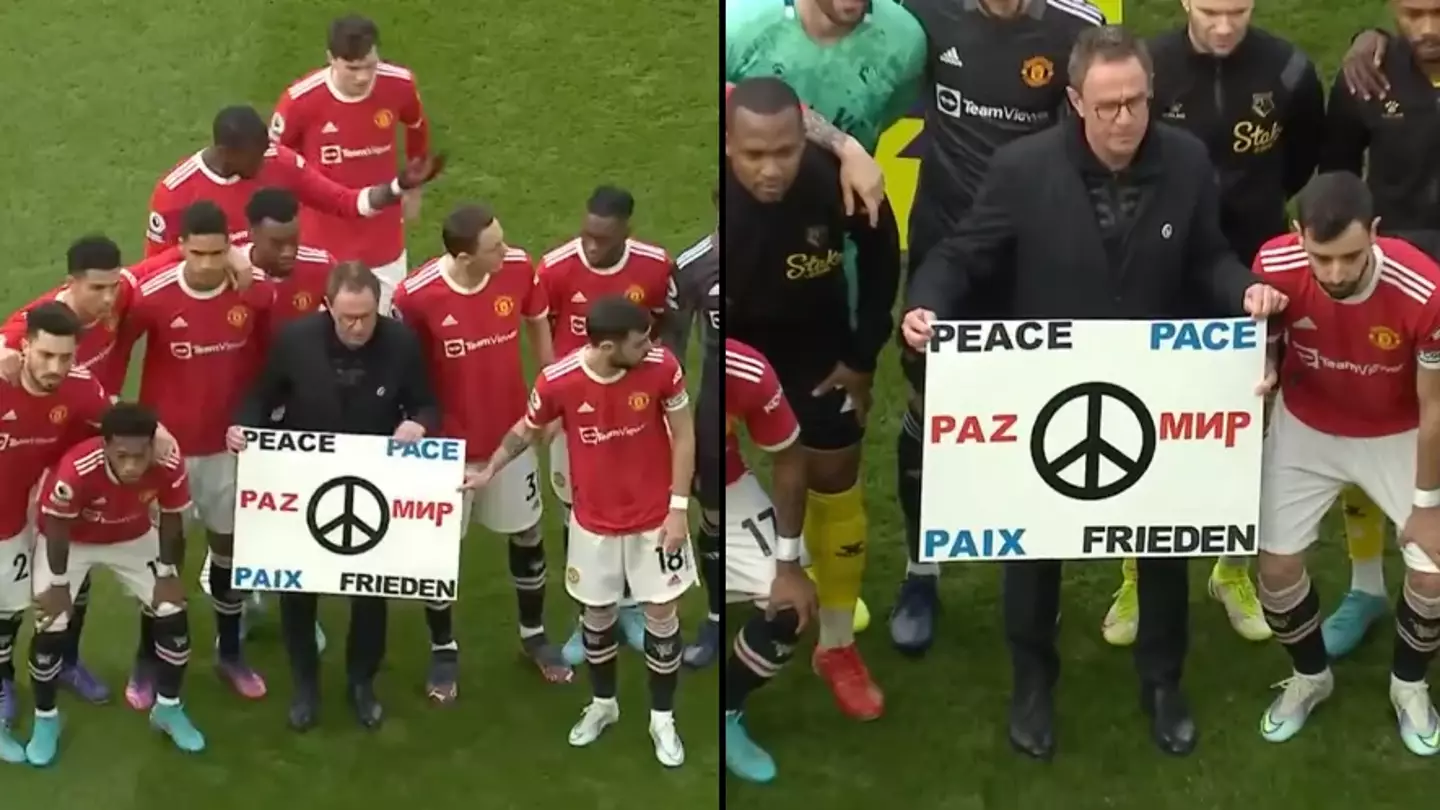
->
<box><xmin>227</xmin><ymin>260</ymin><xmax>438</xmax><ymax>731</ymax></box>
<box><xmin>901</xmin><ymin>26</ymin><xmax>1288</xmax><ymax>760</ymax></box>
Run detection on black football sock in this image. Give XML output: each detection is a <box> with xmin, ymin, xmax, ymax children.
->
<box><xmin>643</xmin><ymin>612</ymin><xmax>683</xmax><ymax>712</ymax></box>
<box><xmin>725</xmin><ymin>608</ymin><xmax>801</xmax><ymax>712</ymax></box>
<box><xmin>0</xmin><ymin>612</ymin><xmax>21</xmax><ymax>682</ymax></box>
<box><xmin>151</xmin><ymin>610</ymin><xmax>191</xmax><ymax>702</ymax></box>
<box><xmin>63</xmin><ymin>576</ymin><xmax>92</xmax><ymax>667</ymax></box>
<box><xmin>697</xmin><ymin>518</ymin><xmax>722</xmax><ymax>621</ymax></box>
<box><xmin>29</xmin><ymin>630</ymin><xmax>66</xmax><ymax>713</ymax></box>
<box><xmin>1259</xmin><ymin>571</ymin><xmax>1328</xmax><ymax>676</ymax></box>
<box><xmin>897</xmin><ymin>409</ymin><xmax>926</xmax><ymax>568</ymax></box>
<box><xmin>581</xmin><ymin>609</ymin><xmax>619</xmax><ymax>700</ymax></box>
<box><xmin>208</xmin><ymin>554</ymin><xmax>244</xmax><ymax>660</ymax></box>
<box><xmin>1392</xmin><ymin>581</ymin><xmax>1440</xmax><ymax>682</ymax></box>
<box><xmin>508</xmin><ymin>527</ymin><xmax>548</xmax><ymax>636</ymax></box>
<box><xmin>425</xmin><ymin>602</ymin><xmax>458</xmax><ymax>652</ymax></box>
<box><xmin>136</xmin><ymin>606</ymin><xmax>158</xmax><ymax>665</ymax></box>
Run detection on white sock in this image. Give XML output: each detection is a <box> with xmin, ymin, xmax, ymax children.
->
<box><xmin>817</xmin><ymin>607</ymin><xmax>856</xmax><ymax>649</ymax></box>
<box><xmin>650</xmin><ymin>709</ymin><xmax>674</xmax><ymax>726</ymax></box>
<box><xmin>906</xmin><ymin>560</ymin><xmax>940</xmax><ymax>577</ymax></box>
<box><xmin>156</xmin><ymin>695</ymin><xmax>180</xmax><ymax>707</ymax></box>
<box><xmin>1351</xmin><ymin>558</ymin><xmax>1386</xmax><ymax>597</ymax></box>
<box><xmin>593</xmin><ymin>696</ymin><xmax>618</xmax><ymax>708</ymax></box>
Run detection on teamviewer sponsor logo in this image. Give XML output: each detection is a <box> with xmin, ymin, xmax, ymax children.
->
<box><xmin>171</xmin><ymin>340</ymin><xmax>248</xmax><ymax>360</ymax></box>
<box><xmin>569</xmin><ymin>314</ymin><xmax>586</xmax><ymax>336</ymax></box>
<box><xmin>934</xmin><ymin>84</ymin><xmax>1049</xmax><ymax>125</ymax></box>
<box><xmin>1293</xmin><ymin>343</ymin><xmax>1403</xmax><ymax>376</ymax></box>
<box><xmin>443</xmin><ymin>338</ymin><xmax>466</xmax><ymax>358</ymax></box>
<box><xmin>577</xmin><ymin>423</ymin><xmax>646</xmax><ymax>446</ymax></box>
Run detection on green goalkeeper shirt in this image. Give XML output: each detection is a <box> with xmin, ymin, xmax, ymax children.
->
<box><xmin>726</xmin><ymin>0</ymin><xmax>927</xmax><ymax>153</ymax></box>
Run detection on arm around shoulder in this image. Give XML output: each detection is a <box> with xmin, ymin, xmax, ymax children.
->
<box><xmin>234</xmin><ymin>318</ymin><xmax>299</xmax><ymax>427</ymax></box>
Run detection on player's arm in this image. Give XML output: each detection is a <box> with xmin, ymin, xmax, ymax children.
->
<box><xmin>846</xmin><ymin>198</ymin><xmax>902</xmax><ymax>374</ymax></box>
<box><xmin>906</xmin><ymin>150</ymin><xmax>1019</xmax><ymax>319</ymax></box>
<box><xmin>1282</xmin><ymin>58</ymin><xmax>1326</xmax><ymax>199</ymax></box>
<box><xmin>400</xmin><ymin>79</ymin><xmax>431</xmax><ymax>161</ymax></box>
<box><xmin>38</xmin><ymin>474</ymin><xmax>83</xmax><ymax>586</ymax></box>
<box><xmin>155</xmin><ymin>464</ymin><xmax>192</xmax><ymax>570</ymax></box>
<box><xmin>269</xmin><ymin>90</ymin><xmax>303</xmax><ymax>149</ymax></box>
<box><xmin>661</xmin><ymin>359</ymin><xmax>695</xmax><ymax>502</ymax></box>
<box><xmin>144</xmin><ymin>184</ymin><xmax>182</xmax><ymax>257</ymax></box>
<box><xmin>475</xmin><ymin>378</ymin><xmax>562</xmax><ymax>483</ymax></box>
<box><xmin>519</xmin><ymin>262</ymin><xmax>555</xmax><ymax>366</ymax></box>
<box><xmin>1316</xmin><ymin>70</ymin><xmax>1369</xmax><ymax>175</ymax></box>
<box><xmin>234</xmin><ymin>325</ymin><xmax>293</xmax><ymax>427</ymax></box>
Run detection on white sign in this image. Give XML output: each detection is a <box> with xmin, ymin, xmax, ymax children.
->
<box><xmin>919</xmin><ymin>318</ymin><xmax>1266</xmax><ymax>562</ymax></box>
<box><xmin>232</xmin><ymin>429</ymin><xmax>466</xmax><ymax>600</ymax></box>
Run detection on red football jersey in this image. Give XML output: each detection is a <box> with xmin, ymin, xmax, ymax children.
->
<box><xmin>39</xmin><ymin>437</ymin><xmax>190</xmax><ymax>545</ymax></box>
<box><xmin>0</xmin><ymin>369</ymin><xmax>111</xmax><ymax>538</ymax></box>
<box><xmin>123</xmin><ymin>262</ymin><xmax>274</xmax><ymax>455</ymax></box>
<box><xmin>394</xmin><ymin>250</ymin><xmax>547</xmax><ymax>460</ymax></box>
<box><xmin>257</xmin><ymin>244</ymin><xmax>335</xmax><ymax>332</ymax></box>
<box><xmin>0</xmin><ymin>276</ymin><xmax>138</xmax><ymax>395</ymax></box>
<box><xmin>271</xmin><ymin>63</ymin><xmax>428</xmax><ymax>267</ymax></box>
<box><xmin>537</xmin><ymin>238</ymin><xmax>672</xmax><ymax>356</ymax></box>
<box><xmin>145</xmin><ymin>144</ymin><xmax>373</xmax><ymax>257</ymax></box>
<box><xmin>723</xmin><ymin>339</ymin><xmax>800</xmax><ymax>486</ymax></box>
<box><xmin>1256</xmin><ymin>234</ymin><xmax>1440</xmax><ymax>438</ymax></box>
<box><xmin>525</xmin><ymin>347</ymin><xmax>688</xmax><ymax>534</ymax></box>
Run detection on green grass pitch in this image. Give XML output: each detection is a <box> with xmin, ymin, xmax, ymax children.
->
<box><xmin>0</xmin><ymin>1</ymin><xmax>717</xmax><ymax>807</ymax></box>
<box><xmin>731</xmin><ymin>1</ymin><xmax>1440</xmax><ymax>808</ymax></box>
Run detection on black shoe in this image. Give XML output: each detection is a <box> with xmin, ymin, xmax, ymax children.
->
<box><xmin>1008</xmin><ymin>683</ymin><xmax>1055</xmax><ymax>760</ymax></box>
<box><xmin>347</xmin><ymin>681</ymin><xmax>384</xmax><ymax>730</ymax></box>
<box><xmin>1140</xmin><ymin>683</ymin><xmax>1197</xmax><ymax>756</ymax></box>
<box><xmin>288</xmin><ymin>682</ymin><xmax>319</xmax><ymax>732</ymax></box>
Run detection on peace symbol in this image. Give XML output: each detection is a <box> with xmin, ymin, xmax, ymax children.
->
<box><xmin>1029</xmin><ymin>382</ymin><xmax>1156</xmax><ymax>501</ymax></box>
<box><xmin>306</xmin><ymin>476</ymin><xmax>391</xmax><ymax>555</ymax></box>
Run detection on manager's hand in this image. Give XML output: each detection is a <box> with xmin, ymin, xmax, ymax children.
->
<box><xmin>393</xmin><ymin>420</ymin><xmax>426</xmax><ymax>443</ymax></box>
<box><xmin>1242</xmin><ymin>283</ymin><xmax>1289</xmax><ymax>318</ymax></box>
<box><xmin>225</xmin><ymin>425</ymin><xmax>248</xmax><ymax>453</ymax></box>
<box><xmin>901</xmin><ymin>308</ymin><xmax>936</xmax><ymax>351</ymax></box>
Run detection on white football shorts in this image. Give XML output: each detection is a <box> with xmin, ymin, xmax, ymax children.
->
<box><xmin>371</xmin><ymin>251</ymin><xmax>408</xmax><ymax>315</ymax></box>
<box><xmin>564</xmin><ymin>514</ymin><xmax>695</xmax><ymax>607</ymax></box>
<box><xmin>186</xmin><ymin>453</ymin><xmax>237</xmax><ymax>535</ymax></box>
<box><xmin>462</xmin><ymin>447</ymin><xmax>543</xmax><ymax>535</ymax></box>
<box><xmin>0</xmin><ymin>526</ymin><xmax>35</xmax><ymax>613</ymax></box>
<box><xmin>33</xmin><ymin>529</ymin><xmax>180</xmax><ymax>632</ymax></box>
<box><xmin>724</xmin><ymin>473</ymin><xmax>779</xmax><ymax>604</ymax></box>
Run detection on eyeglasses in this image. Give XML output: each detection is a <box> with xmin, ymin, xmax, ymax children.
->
<box><xmin>1088</xmin><ymin>94</ymin><xmax>1150</xmax><ymax>122</ymax></box>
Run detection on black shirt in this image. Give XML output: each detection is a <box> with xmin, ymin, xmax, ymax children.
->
<box><xmin>665</xmin><ymin>232</ymin><xmax>720</xmax><ymax>363</ymax></box>
<box><xmin>902</xmin><ymin>0</ymin><xmax>1104</xmax><ymax>253</ymax></box>
<box><xmin>724</xmin><ymin>146</ymin><xmax>901</xmax><ymax>374</ymax></box>
<box><xmin>1320</xmin><ymin>35</ymin><xmax>1440</xmax><ymax>238</ymax></box>
<box><xmin>907</xmin><ymin>119</ymin><xmax>1251</xmax><ymax>321</ymax></box>
<box><xmin>1149</xmin><ymin>26</ymin><xmax>1325</xmax><ymax>262</ymax></box>
<box><xmin>237</xmin><ymin>312</ymin><xmax>439</xmax><ymax>437</ymax></box>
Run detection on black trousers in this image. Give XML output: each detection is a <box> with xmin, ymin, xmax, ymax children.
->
<box><xmin>1003</xmin><ymin>558</ymin><xmax>1188</xmax><ymax>689</ymax></box>
<box><xmin>280</xmin><ymin>593</ymin><xmax>388</xmax><ymax>686</ymax></box>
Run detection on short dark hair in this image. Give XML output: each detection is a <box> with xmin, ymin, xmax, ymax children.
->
<box><xmin>26</xmin><ymin>300</ymin><xmax>82</xmax><ymax>339</ymax></box>
<box><xmin>585</xmin><ymin>295</ymin><xmax>651</xmax><ymax>345</ymax></box>
<box><xmin>213</xmin><ymin>105</ymin><xmax>270</xmax><ymax>151</ymax></box>
<box><xmin>328</xmin><ymin>15</ymin><xmax>380</xmax><ymax>61</ymax></box>
<box><xmin>100</xmin><ymin>402</ymin><xmax>159</xmax><ymax>442</ymax></box>
<box><xmin>441</xmin><ymin>204</ymin><xmax>496</xmax><ymax>256</ymax></box>
<box><xmin>66</xmin><ymin>235</ymin><xmax>121</xmax><ymax>276</ymax></box>
<box><xmin>1068</xmin><ymin>25</ymin><xmax>1153</xmax><ymax>89</ymax></box>
<box><xmin>327</xmin><ymin>260</ymin><xmax>381</xmax><ymax>301</ymax></box>
<box><xmin>587</xmin><ymin>186</ymin><xmax>634</xmax><ymax>220</ymax></box>
<box><xmin>180</xmin><ymin>201</ymin><xmax>228</xmax><ymax>239</ymax></box>
<box><xmin>725</xmin><ymin>77</ymin><xmax>801</xmax><ymax>127</ymax></box>
<box><xmin>1296</xmin><ymin>171</ymin><xmax>1374</xmax><ymax>243</ymax></box>
<box><xmin>246</xmin><ymin>187</ymin><xmax>299</xmax><ymax>226</ymax></box>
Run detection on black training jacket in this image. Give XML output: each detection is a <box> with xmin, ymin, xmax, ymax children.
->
<box><xmin>907</xmin><ymin>119</ymin><xmax>1252</xmax><ymax>321</ymax></box>
<box><xmin>1148</xmin><ymin>26</ymin><xmax>1325</xmax><ymax>263</ymax></box>
<box><xmin>724</xmin><ymin>146</ymin><xmax>901</xmax><ymax>374</ymax></box>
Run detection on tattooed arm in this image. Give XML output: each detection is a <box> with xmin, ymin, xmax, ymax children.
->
<box><xmin>803</xmin><ymin>106</ymin><xmax>886</xmax><ymax>227</ymax></box>
<box><xmin>461</xmin><ymin>420</ymin><xmax>540</xmax><ymax>491</ymax></box>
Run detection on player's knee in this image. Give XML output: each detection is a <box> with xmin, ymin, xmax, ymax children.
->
<box><xmin>509</xmin><ymin>525</ymin><xmax>543</xmax><ymax>548</ymax></box>
<box><xmin>1256</xmin><ymin>550</ymin><xmax>1304</xmax><ymax>587</ymax></box>
<box><xmin>425</xmin><ymin>600</ymin><xmax>453</xmax><ymax>612</ymax></box>
<box><xmin>1403</xmin><ymin>566</ymin><xmax>1440</xmax><ymax>598</ymax></box>
<box><xmin>643</xmin><ymin>607</ymin><xmax>680</xmax><ymax>638</ymax></box>
<box><xmin>808</xmin><ymin>455</ymin><xmax>862</xmax><ymax>493</ymax></box>
<box><xmin>0</xmin><ymin>611</ymin><xmax>21</xmax><ymax>647</ymax></box>
<box><xmin>581</xmin><ymin>604</ymin><xmax>618</xmax><ymax>631</ymax></box>
<box><xmin>208</xmin><ymin>532</ymin><xmax>235</xmax><ymax>556</ymax></box>
<box><xmin>641</xmin><ymin>599</ymin><xmax>679</xmax><ymax>624</ymax></box>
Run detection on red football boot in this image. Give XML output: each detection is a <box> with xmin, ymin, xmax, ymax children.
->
<box><xmin>813</xmin><ymin>644</ymin><xmax>884</xmax><ymax>721</ymax></box>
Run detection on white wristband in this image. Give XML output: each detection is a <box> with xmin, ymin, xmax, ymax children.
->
<box><xmin>389</xmin><ymin>178</ymin><xmax>404</xmax><ymax>196</ymax></box>
<box><xmin>669</xmin><ymin>495</ymin><xmax>690</xmax><ymax>511</ymax></box>
<box><xmin>1415</xmin><ymin>488</ymin><xmax>1440</xmax><ymax>509</ymax></box>
<box><xmin>775</xmin><ymin>535</ymin><xmax>802</xmax><ymax>562</ymax></box>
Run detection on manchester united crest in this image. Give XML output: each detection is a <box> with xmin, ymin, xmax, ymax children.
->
<box><xmin>494</xmin><ymin>295</ymin><xmax>515</xmax><ymax>316</ymax></box>
<box><xmin>293</xmin><ymin>291</ymin><xmax>314</xmax><ymax>311</ymax></box>
<box><xmin>566</xmin><ymin>566</ymin><xmax>580</xmax><ymax>584</ymax></box>
<box><xmin>1021</xmin><ymin>55</ymin><xmax>1054</xmax><ymax>88</ymax></box>
<box><xmin>226</xmin><ymin>305</ymin><xmax>249</xmax><ymax>327</ymax></box>
<box><xmin>1370</xmin><ymin>325</ymin><xmax>1401</xmax><ymax>350</ymax></box>
<box><xmin>624</xmin><ymin>285</ymin><xmax>645</xmax><ymax>304</ymax></box>
<box><xmin>628</xmin><ymin>391</ymin><xmax>650</xmax><ymax>411</ymax></box>
<box><xmin>374</xmin><ymin>108</ymin><xmax>394</xmax><ymax>128</ymax></box>
<box><xmin>48</xmin><ymin>405</ymin><xmax>68</xmax><ymax>425</ymax></box>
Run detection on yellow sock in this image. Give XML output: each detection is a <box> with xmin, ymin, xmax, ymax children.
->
<box><xmin>1341</xmin><ymin>486</ymin><xmax>1388</xmax><ymax>597</ymax></box>
<box><xmin>804</xmin><ymin>485</ymin><xmax>868</xmax><ymax>649</ymax></box>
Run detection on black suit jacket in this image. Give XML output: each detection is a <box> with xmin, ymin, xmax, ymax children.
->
<box><xmin>907</xmin><ymin>119</ymin><xmax>1253</xmax><ymax>321</ymax></box>
<box><xmin>235</xmin><ymin>311</ymin><xmax>438</xmax><ymax>436</ymax></box>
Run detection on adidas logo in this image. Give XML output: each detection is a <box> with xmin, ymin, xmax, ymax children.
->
<box><xmin>441</xmin><ymin>314</ymin><xmax>458</xmax><ymax>326</ymax></box>
<box><xmin>170</xmin><ymin>315</ymin><xmax>188</xmax><ymax>328</ymax></box>
<box><xmin>940</xmin><ymin>47</ymin><xmax>963</xmax><ymax>68</ymax></box>
<box><xmin>321</xmin><ymin>121</ymin><xmax>338</xmax><ymax>134</ymax></box>
<box><xmin>577</xmin><ymin>402</ymin><xmax>595</xmax><ymax>414</ymax></box>
<box><xmin>570</xmin><ymin>292</ymin><xmax>587</xmax><ymax>304</ymax></box>
<box><xmin>1</xmin><ymin>410</ymin><xmax>15</xmax><ymax>421</ymax></box>
<box><xmin>1292</xmin><ymin>316</ymin><xmax>1317</xmax><ymax>330</ymax></box>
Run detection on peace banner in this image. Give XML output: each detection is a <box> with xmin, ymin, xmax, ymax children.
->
<box><xmin>917</xmin><ymin>318</ymin><xmax>1265</xmax><ymax>561</ymax></box>
<box><xmin>231</xmin><ymin>429</ymin><xmax>466</xmax><ymax>599</ymax></box>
